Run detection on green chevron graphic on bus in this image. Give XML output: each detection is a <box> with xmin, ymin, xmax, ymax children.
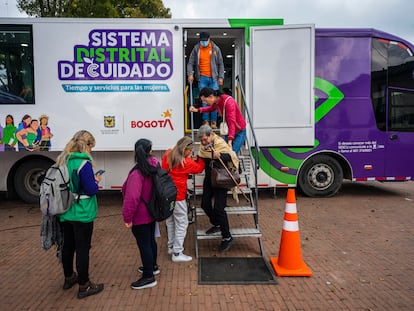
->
<box><xmin>228</xmin><ymin>18</ymin><xmax>284</xmax><ymax>45</ymax></box>
<box><xmin>258</xmin><ymin>78</ymin><xmax>344</xmax><ymax>184</ymax></box>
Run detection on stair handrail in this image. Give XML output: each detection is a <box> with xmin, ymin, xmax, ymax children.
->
<box><xmin>235</xmin><ymin>75</ymin><xmax>260</xmax><ymax>170</ymax></box>
<box><xmin>187</xmin><ymin>82</ymin><xmax>197</xmax><ymax>223</ymax></box>
<box><xmin>235</xmin><ymin>76</ymin><xmax>260</xmax><ymax>197</ymax></box>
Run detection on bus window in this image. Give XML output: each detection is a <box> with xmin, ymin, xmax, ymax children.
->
<box><xmin>0</xmin><ymin>25</ymin><xmax>34</xmax><ymax>104</ymax></box>
<box><xmin>388</xmin><ymin>42</ymin><xmax>414</xmax><ymax>90</ymax></box>
<box><xmin>371</xmin><ymin>39</ymin><xmax>388</xmax><ymax>131</ymax></box>
<box><xmin>371</xmin><ymin>38</ymin><xmax>414</xmax><ymax>131</ymax></box>
<box><xmin>388</xmin><ymin>90</ymin><xmax>414</xmax><ymax>131</ymax></box>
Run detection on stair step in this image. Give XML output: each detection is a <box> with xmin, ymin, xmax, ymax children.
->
<box><xmin>232</xmin><ymin>187</ymin><xmax>252</xmax><ymax>194</ymax></box>
<box><xmin>196</xmin><ymin>206</ymin><xmax>257</xmax><ymax>215</ymax></box>
<box><xmin>190</xmin><ymin>187</ymin><xmax>252</xmax><ymax>196</ymax></box>
<box><xmin>187</xmin><ymin>174</ymin><xmax>248</xmax><ymax>180</ymax></box>
<box><xmin>196</xmin><ymin>228</ymin><xmax>262</xmax><ymax>240</ymax></box>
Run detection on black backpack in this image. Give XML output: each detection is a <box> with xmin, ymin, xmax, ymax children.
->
<box><xmin>142</xmin><ymin>164</ymin><xmax>177</xmax><ymax>221</ymax></box>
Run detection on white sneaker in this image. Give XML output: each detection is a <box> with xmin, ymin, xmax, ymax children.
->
<box><xmin>172</xmin><ymin>253</ymin><xmax>192</xmax><ymax>262</ymax></box>
<box><xmin>168</xmin><ymin>247</ymin><xmax>174</xmax><ymax>255</ymax></box>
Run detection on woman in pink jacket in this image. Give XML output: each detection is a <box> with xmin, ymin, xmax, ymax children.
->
<box><xmin>122</xmin><ymin>138</ymin><xmax>159</xmax><ymax>290</ymax></box>
<box><xmin>190</xmin><ymin>87</ymin><xmax>247</xmax><ymax>153</ymax></box>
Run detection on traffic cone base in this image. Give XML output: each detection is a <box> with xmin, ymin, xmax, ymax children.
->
<box><xmin>270</xmin><ymin>257</ymin><xmax>312</xmax><ymax>277</ymax></box>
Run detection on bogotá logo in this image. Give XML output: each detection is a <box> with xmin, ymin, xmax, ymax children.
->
<box><xmin>131</xmin><ymin>109</ymin><xmax>174</xmax><ymax>130</ymax></box>
<box><xmin>58</xmin><ymin>29</ymin><xmax>173</xmax><ymax>81</ymax></box>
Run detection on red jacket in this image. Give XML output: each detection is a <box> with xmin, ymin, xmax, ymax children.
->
<box><xmin>162</xmin><ymin>150</ymin><xmax>205</xmax><ymax>201</ymax></box>
<box><xmin>199</xmin><ymin>94</ymin><xmax>246</xmax><ymax>140</ymax></box>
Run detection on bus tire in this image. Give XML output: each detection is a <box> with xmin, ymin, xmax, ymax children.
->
<box><xmin>298</xmin><ymin>154</ymin><xmax>343</xmax><ymax>197</ymax></box>
<box><xmin>13</xmin><ymin>159</ymin><xmax>53</xmax><ymax>204</ymax></box>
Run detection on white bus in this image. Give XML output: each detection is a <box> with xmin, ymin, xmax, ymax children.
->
<box><xmin>0</xmin><ymin>18</ymin><xmax>314</xmax><ymax>203</ymax></box>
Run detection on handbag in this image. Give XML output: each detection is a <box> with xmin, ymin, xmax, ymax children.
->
<box><xmin>219</xmin><ymin>97</ymin><xmax>230</xmax><ymax>136</ymax></box>
<box><xmin>210</xmin><ymin>161</ymin><xmax>240</xmax><ymax>189</ymax></box>
<box><xmin>220</xmin><ymin>120</ymin><xmax>228</xmax><ymax>136</ymax></box>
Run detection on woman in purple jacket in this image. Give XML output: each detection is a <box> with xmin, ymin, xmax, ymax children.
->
<box><xmin>122</xmin><ymin>138</ymin><xmax>159</xmax><ymax>290</ymax></box>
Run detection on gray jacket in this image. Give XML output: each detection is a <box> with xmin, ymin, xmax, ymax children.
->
<box><xmin>187</xmin><ymin>41</ymin><xmax>224</xmax><ymax>81</ymax></box>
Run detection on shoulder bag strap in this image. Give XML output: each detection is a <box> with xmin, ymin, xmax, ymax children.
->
<box><xmin>222</xmin><ymin>96</ymin><xmax>231</xmax><ymax>120</ymax></box>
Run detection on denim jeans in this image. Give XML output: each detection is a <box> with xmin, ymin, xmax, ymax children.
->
<box><xmin>199</xmin><ymin>75</ymin><xmax>218</xmax><ymax>122</ymax></box>
<box><xmin>61</xmin><ymin>221</ymin><xmax>94</xmax><ymax>285</ymax></box>
<box><xmin>132</xmin><ymin>222</ymin><xmax>157</xmax><ymax>278</ymax></box>
<box><xmin>225</xmin><ymin>129</ymin><xmax>246</xmax><ymax>154</ymax></box>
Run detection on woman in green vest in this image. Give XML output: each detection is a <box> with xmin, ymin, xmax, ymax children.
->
<box><xmin>55</xmin><ymin>130</ymin><xmax>104</xmax><ymax>299</ymax></box>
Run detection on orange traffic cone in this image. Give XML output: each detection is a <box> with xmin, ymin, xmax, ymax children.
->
<box><xmin>270</xmin><ymin>188</ymin><xmax>312</xmax><ymax>277</ymax></box>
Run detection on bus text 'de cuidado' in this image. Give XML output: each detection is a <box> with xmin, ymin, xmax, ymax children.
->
<box><xmin>0</xmin><ymin>18</ymin><xmax>413</xmax><ymax>203</ymax></box>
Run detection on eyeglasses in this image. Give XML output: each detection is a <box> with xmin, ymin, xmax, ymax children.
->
<box><xmin>185</xmin><ymin>141</ymin><xmax>193</xmax><ymax>148</ymax></box>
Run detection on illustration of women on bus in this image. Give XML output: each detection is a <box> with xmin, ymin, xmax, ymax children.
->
<box><xmin>16</xmin><ymin>114</ymin><xmax>32</xmax><ymax>151</ymax></box>
<box><xmin>16</xmin><ymin>119</ymin><xmax>40</xmax><ymax>151</ymax></box>
<box><xmin>0</xmin><ymin>117</ymin><xmax>3</xmax><ymax>152</ymax></box>
<box><xmin>0</xmin><ymin>114</ymin><xmax>17</xmax><ymax>151</ymax></box>
<box><xmin>37</xmin><ymin>114</ymin><xmax>53</xmax><ymax>151</ymax></box>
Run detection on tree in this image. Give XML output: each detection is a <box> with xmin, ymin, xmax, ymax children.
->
<box><xmin>17</xmin><ymin>0</ymin><xmax>171</xmax><ymax>18</ymax></box>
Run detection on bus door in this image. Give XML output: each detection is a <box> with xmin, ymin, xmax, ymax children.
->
<box><xmin>249</xmin><ymin>25</ymin><xmax>315</xmax><ymax>147</ymax></box>
<box><xmin>385</xmin><ymin>89</ymin><xmax>414</xmax><ymax>178</ymax></box>
<box><xmin>183</xmin><ymin>28</ymin><xmax>245</xmax><ymax>133</ymax></box>
<box><xmin>382</xmin><ymin>39</ymin><xmax>414</xmax><ymax>178</ymax></box>
<box><xmin>372</xmin><ymin>37</ymin><xmax>414</xmax><ymax>179</ymax></box>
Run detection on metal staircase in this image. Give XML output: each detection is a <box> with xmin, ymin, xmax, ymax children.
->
<box><xmin>188</xmin><ymin>77</ymin><xmax>264</xmax><ymax>258</ymax></box>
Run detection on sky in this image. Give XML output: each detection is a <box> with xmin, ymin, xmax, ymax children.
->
<box><xmin>1</xmin><ymin>0</ymin><xmax>413</xmax><ymax>43</ymax></box>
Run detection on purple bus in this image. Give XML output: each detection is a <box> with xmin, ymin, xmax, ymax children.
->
<box><xmin>0</xmin><ymin>19</ymin><xmax>412</xmax><ymax>202</ymax></box>
<box><xmin>259</xmin><ymin>28</ymin><xmax>414</xmax><ymax>196</ymax></box>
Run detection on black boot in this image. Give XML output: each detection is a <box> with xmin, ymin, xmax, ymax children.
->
<box><xmin>63</xmin><ymin>272</ymin><xmax>78</xmax><ymax>290</ymax></box>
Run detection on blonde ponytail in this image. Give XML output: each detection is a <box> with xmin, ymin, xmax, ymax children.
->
<box><xmin>56</xmin><ymin>130</ymin><xmax>96</xmax><ymax>166</ymax></box>
<box><xmin>167</xmin><ymin>136</ymin><xmax>193</xmax><ymax>170</ymax></box>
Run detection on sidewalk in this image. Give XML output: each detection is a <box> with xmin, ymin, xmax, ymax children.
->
<box><xmin>0</xmin><ymin>182</ymin><xmax>413</xmax><ymax>310</ymax></box>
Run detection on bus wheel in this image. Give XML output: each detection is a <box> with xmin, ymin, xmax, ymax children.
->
<box><xmin>13</xmin><ymin>159</ymin><xmax>53</xmax><ymax>204</ymax></box>
<box><xmin>298</xmin><ymin>155</ymin><xmax>343</xmax><ymax>197</ymax></box>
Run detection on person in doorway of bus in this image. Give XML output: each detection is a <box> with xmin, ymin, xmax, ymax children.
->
<box><xmin>56</xmin><ymin>130</ymin><xmax>104</xmax><ymax>299</ymax></box>
<box><xmin>16</xmin><ymin>114</ymin><xmax>31</xmax><ymax>151</ymax></box>
<box><xmin>0</xmin><ymin>115</ymin><xmax>17</xmax><ymax>151</ymax></box>
<box><xmin>122</xmin><ymin>139</ymin><xmax>159</xmax><ymax>290</ymax></box>
<box><xmin>197</xmin><ymin>124</ymin><xmax>239</xmax><ymax>252</ymax></box>
<box><xmin>190</xmin><ymin>87</ymin><xmax>247</xmax><ymax>154</ymax></box>
<box><xmin>37</xmin><ymin>114</ymin><xmax>53</xmax><ymax>151</ymax></box>
<box><xmin>16</xmin><ymin>119</ymin><xmax>40</xmax><ymax>151</ymax></box>
<box><xmin>161</xmin><ymin>136</ymin><xmax>205</xmax><ymax>262</ymax></box>
<box><xmin>187</xmin><ymin>31</ymin><xmax>224</xmax><ymax>129</ymax></box>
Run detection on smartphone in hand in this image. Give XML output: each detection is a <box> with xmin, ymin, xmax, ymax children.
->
<box><xmin>95</xmin><ymin>169</ymin><xmax>105</xmax><ymax>176</ymax></box>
